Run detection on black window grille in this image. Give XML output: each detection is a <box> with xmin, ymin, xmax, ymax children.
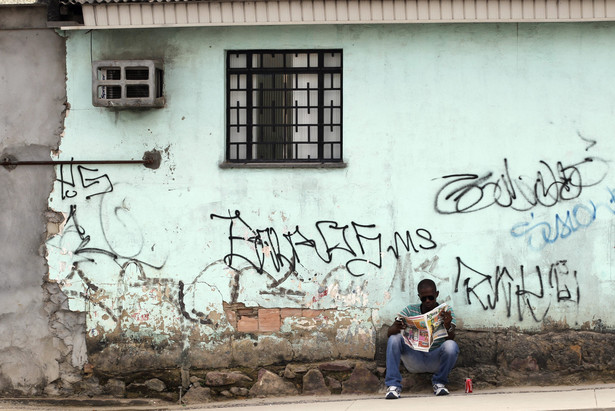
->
<box><xmin>226</xmin><ymin>50</ymin><xmax>343</xmax><ymax>163</ymax></box>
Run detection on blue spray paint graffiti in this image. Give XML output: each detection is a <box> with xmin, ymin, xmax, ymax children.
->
<box><xmin>511</xmin><ymin>187</ymin><xmax>615</xmax><ymax>250</ymax></box>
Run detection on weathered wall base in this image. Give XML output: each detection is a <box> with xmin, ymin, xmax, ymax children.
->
<box><xmin>53</xmin><ymin>329</ymin><xmax>615</xmax><ymax>403</ymax></box>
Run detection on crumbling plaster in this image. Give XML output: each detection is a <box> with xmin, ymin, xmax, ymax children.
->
<box><xmin>0</xmin><ymin>6</ymin><xmax>82</xmax><ymax>396</ymax></box>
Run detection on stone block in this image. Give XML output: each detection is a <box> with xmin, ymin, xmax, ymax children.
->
<box><xmin>205</xmin><ymin>371</ymin><xmax>252</xmax><ymax>386</ymax></box>
<box><xmin>230</xmin><ymin>386</ymin><xmax>250</xmax><ymax>396</ymax></box>
<box><xmin>88</xmin><ymin>342</ymin><xmax>183</xmax><ymax>374</ymax></box>
<box><xmin>70</xmin><ymin>377</ymin><xmax>103</xmax><ymax>397</ymax></box>
<box><xmin>302</xmin><ymin>369</ymin><xmax>330</xmax><ymax>395</ymax></box>
<box><xmin>326</xmin><ymin>376</ymin><xmax>342</xmax><ymax>391</ymax></box>
<box><xmin>249</xmin><ymin>369</ymin><xmax>298</xmax><ymax>397</ymax></box>
<box><xmin>374</xmin><ymin>325</ymin><xmax>389</xmax><ymax>367</ymax></box>
<box><xmin>456</xmin><ymin>330</ymin><xmax>497</xmax><ymax>367</ymax></box>
<box><xmin>287</xmin><ymin>363</ymin><xmax>310</xmax><ymax>374</ymax></box>
<box><xmin>510</xmin><ymin>356</ymin><xmax>540</xmax><ymax>372</ymax></box>
<box><xmin>144</xmin><ymin>378</ymin><xmax>166</xmax><ymax>392</ymax></box>
<box><xmin>341</xmin><ymin>366</ymin><xmax>380</xmax><ymax>394</ymax></box>
<box><xmin>318</xmin><ymin>360</ymin><xmax>354</xmax><ymax>372</ymax></box>
<box><xmin>182</xmin><ymin>385</ymin><xmax>211</xmax><ymax>404</ymax></box>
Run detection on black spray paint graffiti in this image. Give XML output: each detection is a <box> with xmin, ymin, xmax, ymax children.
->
<box><xmin>52</xmin><ymin>204</ymin><xmax>212</xmax><ymax>328</ymax></box>
<box><xmin>210</xmin><ymin>210</ymin><xmax>437</xmax><ymax>277</ymax></box>
<box><xmin>434</xmin><ymin>157</ymin><xmax>608</xmax><ymax>214</ymax></box>
<box><xmin>50</xmin><ymin>162</ymin><xmax>167</xmax><ymax>269</ymax></box>
<box><xmin>50</xmin><ymin>166</ymin><xmax>251</xmax><ymax>330</ymax></box>
<box><xmin>454</xmin><ymin>257</ymin><xmax>579</xmax><ymax>322</ymax></box>
<box><xmin>49</xmin><ymin>164</ymin><xmax>207</xmax><ymax>329</ymax></box>
<box><xmin>54</xmin><ymin>203</ymin><xmax>164</xmax><ymax>270</ymax></box>
<box><xmin>57</xmin><ymin>161</ymin><xmax>114</xmax><ymax>200</ymax></box>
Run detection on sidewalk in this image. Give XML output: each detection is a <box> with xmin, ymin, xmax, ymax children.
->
<box><xmin>1</xmin><ymin>384</ymin><xmax>615</xmax><ymax>411</ymax></box>
<box><xmin>193</xmin><ymin>384</ymin><xmax>615</xmax><ymax>411</ymax></box>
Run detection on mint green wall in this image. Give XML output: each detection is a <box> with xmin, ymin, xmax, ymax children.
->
<box><xmin>49</xmin><ymin>22</ymin><xmax>615</xmax><ymax>350</ymax></box>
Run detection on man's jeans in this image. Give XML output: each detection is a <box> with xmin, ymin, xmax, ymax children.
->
<box><xmin>385</xmin><ymin>333</ymin><xmax>459</xmax><ymax>388</ymax></box>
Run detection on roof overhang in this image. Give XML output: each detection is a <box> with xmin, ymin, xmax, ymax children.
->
<box><xmin>61</xmin><ymin>0</ymin><xmax>615</xmax><ymax>30</ymax></box>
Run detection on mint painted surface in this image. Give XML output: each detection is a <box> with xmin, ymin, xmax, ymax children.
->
<box><xmin>48</xmin><ymin>23</ymin><xmax>615</xmax><ymax>344</ymax></box>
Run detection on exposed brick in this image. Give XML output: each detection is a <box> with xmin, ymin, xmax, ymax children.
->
<box><xmin>225</xmin><ymin>310</ymin><xmax>237</xmax><ymax>328</ymax></box>
<box><xmin>237</xmin><ymin>308</ymin><xmax>258</xmax><ymax>317</ymax></box>
<box><xmin>302</xmin><ymin>309</ymin><xmax>323</xmax><ymax>318</ymax></box>
<box><xmin>237</xmin><ymin>316</ymin><xmax>259</xmax><ymax>333</ymax></box>
<box><xmin>259</xmin><ymin>308</ymin><xmax>281</xmax><ymax>332</ymax></box>
<box><xmin>280</xmin><ymin>308</ymin><xmax>303</xmax><ymax>318</ymax></box>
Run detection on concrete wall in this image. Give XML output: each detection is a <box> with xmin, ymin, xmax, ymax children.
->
<box><xmin>47</xmin><ymin>22</ymin><xmax>615</xmax><ymax>383</ymax></box>
<box><xmin>0</xmin><ymin>6</ymin><xmax>71</xmax><ymax>395</ymax></box>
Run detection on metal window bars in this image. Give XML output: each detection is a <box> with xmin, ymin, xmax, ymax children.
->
<box><xmin>227</xmin><ymin>50</ymin><xmax>343</xmax><ymax>163</ymax></box>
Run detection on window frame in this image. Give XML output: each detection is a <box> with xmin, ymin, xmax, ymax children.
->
<box><xmin>224</xmin><ymin>49</ymin><xmax>344</xmax><ymax>166</ymax></box>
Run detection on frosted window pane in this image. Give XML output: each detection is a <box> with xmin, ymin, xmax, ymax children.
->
<box><xmin>229</xmin><ymin>53</ymin><xmax>247</xmax><ymax>68</ymax></box>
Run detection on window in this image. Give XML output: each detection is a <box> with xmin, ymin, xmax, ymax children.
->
<box><xmin>226</xmin><ymin>50</ymin><xmax>343</xmax><ymax>164</ymax></box>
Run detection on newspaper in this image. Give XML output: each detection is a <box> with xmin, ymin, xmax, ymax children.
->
<box><xmin>397</xmin><ymin>303</ymin><xmax>449</xmax><ymax>352</ymax></box>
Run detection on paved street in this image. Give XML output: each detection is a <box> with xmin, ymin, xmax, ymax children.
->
<box><xmin>1</xmin><ymin>384</ymin><xmax>615</xmax><ymax>410</ymax></box>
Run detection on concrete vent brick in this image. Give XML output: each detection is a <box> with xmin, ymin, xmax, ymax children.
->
<box><xmin>92</xmin><ymin>60</ymin><xmax>164</xmax><ymax>108</ymax></box>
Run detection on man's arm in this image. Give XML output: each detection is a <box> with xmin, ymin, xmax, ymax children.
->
<box><xmin>445</xmin><ymin>324</ymin><xmax>456</xmax><ymax>340</ymax></box>
<box><xmin>441</xmin><ymin>310</ymin><xmax>456</xmax><ymax>340</ymax></box>
<box><xmin>387</xmin><ymin>317</ymin><xmax>406</xmax><ymax>337</ymax></box>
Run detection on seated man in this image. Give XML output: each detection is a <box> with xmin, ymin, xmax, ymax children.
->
<box><xmin>385</xmin><ymin>279</ymin><xmax>459</xmax><ymax>399</ymax></box>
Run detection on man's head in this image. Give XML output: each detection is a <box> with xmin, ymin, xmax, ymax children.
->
<box><xmin>417</xmin><ymin>279</ymin><xmax>439</xmax><ymax>311</ymax></box>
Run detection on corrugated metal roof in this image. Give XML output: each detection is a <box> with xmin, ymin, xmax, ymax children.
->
<box><xmin>60</xmin><ymin>0</ymin><xmax>615</xmax><ymax>27</ymax></box>
<box><xmin>61</xmin><ymin>0</ymin><xmax>217</xmax><ymax>5</ymax></box>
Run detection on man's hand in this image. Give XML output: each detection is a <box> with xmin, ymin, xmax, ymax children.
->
<box><xmin>441</xmin><ymin>310</ymin><xmax>453</xmax><ymax>329</ymax></box>
<box><xmin>387</xmin><ymin>317</ymin><xmax>407</xmax><ymax>337</ymax></box>
<box><xmin>441</xmin><ymin>309</ymin><xmax>455</xmax><ymax>340</ymax></box>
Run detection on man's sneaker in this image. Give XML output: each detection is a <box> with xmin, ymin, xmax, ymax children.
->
<box><xmin>433</xmin><ymin>383</ymin><xmax>449</xmax><ymax>396</ymax></box>
<box><xmin>385</xmin><ymin>386</ymin><xmax>401</xmax><ymax>399</ymax></box>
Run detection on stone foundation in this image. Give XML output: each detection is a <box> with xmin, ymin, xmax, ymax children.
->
<box><xmin>38</xmin><ymin>329</ymin><xmax>615</xmax><ymax>403</ymax></box>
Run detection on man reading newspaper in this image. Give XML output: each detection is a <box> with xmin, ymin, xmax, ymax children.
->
<box><xmin>385</xmin><ymin>279</ymin><xmax>459</xmax><ymax>399</ymax></box>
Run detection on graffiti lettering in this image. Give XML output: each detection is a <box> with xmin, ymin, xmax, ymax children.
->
<box><xmin>57</xmin><ymin>161</ymin><xmax>113</xmax><ymax>200</ymax></box>
<box><xmin>51</xmin><ymin>204</ymin><xmax>164</xmax><ymax>269</ymax></box>
<box><xmin>434</xmin><ymin>157</ymin><xmax>608</xmax><ymax>214</ymax></box>
<box><xmin>511</xmin><ymin>186</ymin><xmax>615</xmax><ymax>250</ymax></box>
<box><xmin>454</xmin><ymin>257</ymin><xmax>579</xmax><ymax>322</ymax></box>
<box><xmin>210</xmin><ymin>210</ymin><xmax>437</xmax><ymax>277</ymax></box>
